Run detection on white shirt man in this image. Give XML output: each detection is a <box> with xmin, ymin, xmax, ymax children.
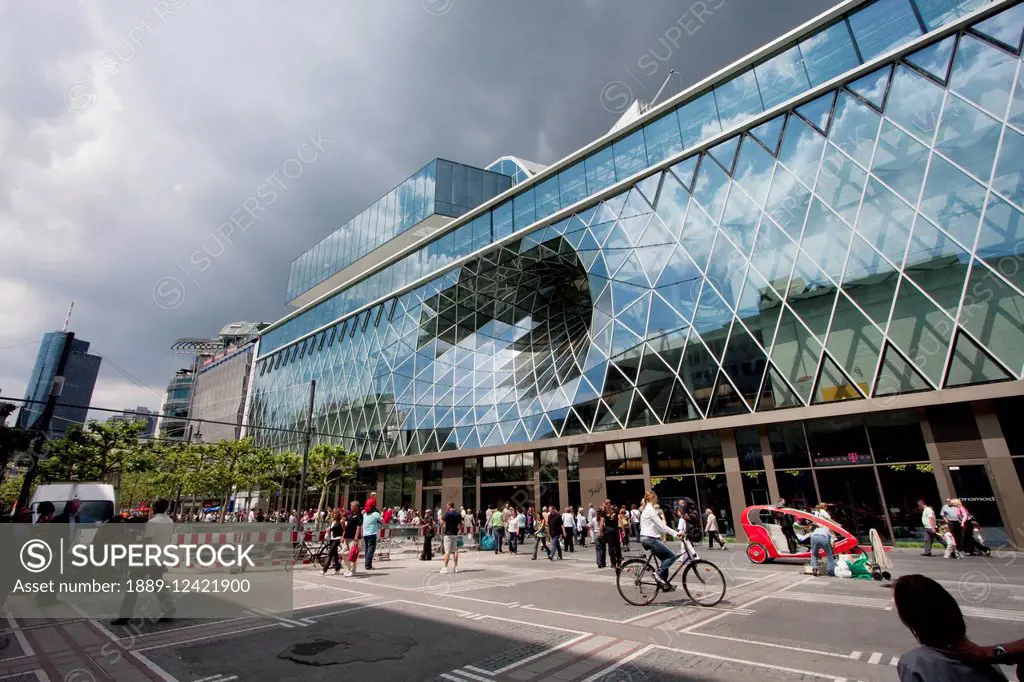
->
<box><xmin>398</xmin><ymin>508</ymin><xmax>409</xmax><ymax>524</ymax></box>
<box><xmin>247</xmin><ymin>509</ymin><xmax>256</xmax><ymax>524</ymax></box>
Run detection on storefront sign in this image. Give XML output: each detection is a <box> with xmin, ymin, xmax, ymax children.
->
<box><xmin>811</xmin><ymin>452</ymin><xmax>874</xmax><ymax>467</ymax></box>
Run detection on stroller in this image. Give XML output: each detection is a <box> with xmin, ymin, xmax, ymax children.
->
<box><xmin>868</xmin><ymin>528</ymin><xmax>893</xmax><ymax>585</ymax></box>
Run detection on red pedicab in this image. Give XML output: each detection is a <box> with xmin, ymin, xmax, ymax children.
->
<box><xmin>740</xmin><ymin>505</ymin><xmax>880</xmax><ymax>564</ymax></box>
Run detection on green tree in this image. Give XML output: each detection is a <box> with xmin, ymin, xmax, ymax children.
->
<box><xmin>205</xmin><ymin>438</ymin><xmax>264</xmax><ymax>522</ymax></box>
<box><xmin>0</xmin><ymin>402</ymin><xmax>33</xmax><ymax>477</ymax></box>
<box><xmin>306</xmin><ymin>443</ymin><xmax>359</xmax><ymax>522</ymax></box>
<box><xmin>273</xmin><ymin>451</ymin><xmax>301</xmax><ymax>512</ymax></box>
<box><xmin>236</xmin><ymin>444</ymin><xmax>278</xmax><ymax>513</ymax></box>
<box><xmin>39</xmin><ymin>419</ymin><xmax>148</xmax><ymax>482</ymax></box>
<box><xmin>0</xmin><ymin>472</ymin><xmax>33</xmax><ymax>508</ymax></box>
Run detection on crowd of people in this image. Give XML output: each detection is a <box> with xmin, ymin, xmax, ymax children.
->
<box><xmin>919</xmin><ymin>498</ymin><xmax>992</xmax><ymax>559</ymax></box>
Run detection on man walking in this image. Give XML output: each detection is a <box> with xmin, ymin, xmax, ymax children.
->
<box><xmin>362</xmin><ymin>500</ymin><xmax>383</xmax><ymax>570</ymax></box>
<box><xmin>440</xmin><ymin>502</ymin><xmax>462</xmax><ymax>574</ymax></box>
<box><xmin>490</xmin><ymin>505</ymin><xmax>505</xmax><ymax>553</ymax></box>
<box><xmin>919</xmin><ymin>499</ymin><xmax>945</xmax><ymax>556</ymax></box>
<box><xmin>940</xmin><ymin>498</ymin><xmax>962</xmax><ymax>548</ymax></box>
<box><xmin>575</xmin><ymin>507</ymin><xmax>587</xmax><ymax>548</ymax></box>
<box><xmin>547</xmin><ymin>508</ymin><xmax>564</xmax><ymax>561</ymax></box>
<box><xmin>629</xmin><ymin>504</ymin><xmax>641</xmax><ymax>541</ymax></box>
<box><xmin>705</xmin><ymin>507</ymin><xmax>726</xmax><ymax>550</ymax></box>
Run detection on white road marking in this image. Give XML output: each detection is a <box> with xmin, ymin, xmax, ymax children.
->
<box><xmin>654</xmin><ymin>644</ymin><xmax>844</xmax><ymax>680</ymax></box>
<box><xmin>137</xmin><ymin>623</ymin><xmax>278</xmax><ymax>651</ymax></box>
<box><xmin>490</xmin><ymin>633</ymin><xmax>594</xmax><ymax>675</ymax></box>
<box><xmin>890</xmin><ymin>656</ymin><xmax>900</xmax><ymax>667</ymax></box>
<box><xmin>450</xmin><ymin>669</ymin><xmax>492</xmax><ymax>682</ymax></box>
<box><xmin>32</xmin><ymin>671</ymin><xmax>50</xmax><ymax>682</ymax></box>
<box><xmin>686</xmin><ymin>631</ymin><xmax>854</xmax><ymax>659</ymax></box>
<box><xmin>849</xmin><ymin>650</ymin><xmax>862</xmax><ymax>660</ymax></box>
<box><xmin>622</xmin><ymin>606</ymin><xmax>673</xmax><ymax>623</ymax></box>
<box><xmin>439</xmin><ymin>673</ymin><xmax>470</xmax><ymax>682</ymax></box>
<box><xmin>462</xmin><ymin>665</ymin><xmax>494</xmax><ymax>676</ymax></box>
<box><xmin>579</xmin><ymin>644</ymin><xmax>648</xmax><ymax>682</ymax></box>
<box><xmin>5</xmin><ymin>614</ymin><xmax>33</xmax><ymax>657</ymax></box>
<box><xmin>868</xmin><ymin>652</ymin><xmax>882</xmax><ymax>665</ymax></box>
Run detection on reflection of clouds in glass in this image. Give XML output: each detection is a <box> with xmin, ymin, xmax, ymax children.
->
<box><xmin>950</xmin><ymin>35</ymin><xmax>1017</xmax><ymax>116</ymax></box>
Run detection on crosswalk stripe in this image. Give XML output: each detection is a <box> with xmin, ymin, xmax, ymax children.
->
<box><xmin>849</xmin><ymin>651</ymin><xmax>862</xmax><ymax>660</ymax></box>
<box><xmin>890</xmin><ymin>656</ymin><xmax>900</xmax><ymax>667</ymax></box>
<box><xmin>452</xmin><ymin>669</ymin><xmax>492</xmax><ymax>682</ymax></box>
<box><xmin>439</xmin><ymin>674</ymin><xmax>470</xmax><ymax>682</ymax></box>
<box><xmin>462</xmin><ymin>665</ymin><xmax>493</xmax><ymax>676</ymax></box>
<box><xmin>868</xmin><ymin>652</ymin><xmax>882</xmax><ymax>665</ymax></box>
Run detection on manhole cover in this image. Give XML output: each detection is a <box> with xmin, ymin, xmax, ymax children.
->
<box><xmin>279</xmin><ymin>634</ymin><xmax>415</xmax><ymax>666</ymax></box>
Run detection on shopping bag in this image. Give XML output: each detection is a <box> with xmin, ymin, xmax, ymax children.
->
<box><xmin>347</xmin><ymin>542</ymin><xmax>360</xmax><ymax>563</ymax></box>
<box><xmin>848</xmin><ymin>553</ymin><xmax>873</xmax><ymax>580</ymax></box>
<box><xmin>480</xmin><ymin>533</ymin><xmax>495</xmax><ymax>551</ymax></box>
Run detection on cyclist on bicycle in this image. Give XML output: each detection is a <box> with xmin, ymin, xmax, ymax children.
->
<box><xmin>639</xmin><ymin>491</ymin><xmax>680</xmax><ymax>590</ymax></box>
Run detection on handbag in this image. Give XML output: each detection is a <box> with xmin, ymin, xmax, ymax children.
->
<box><xmin>480</xmin><ymin>533</ymin><xmax>495</xmax><ymax>551</ymax></box>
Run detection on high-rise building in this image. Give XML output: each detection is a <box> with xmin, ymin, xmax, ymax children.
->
<box><xmin>248</xmin><ymin>0</ymin><xmax>1024</xmax><ymax>547</ymax></box>
<box><xmin>156</xmin><ymin>369</ymin><xmax>194</xmax><ymax>440</ymax></box>
<box><xmin>107</xmin><ymin>407</ymin><xmax>157</xmax><ymax>439</ymax></box>
<box><xmin>167</xmin><ymin>322</ymin><xmax>266</xmax><ymax>443</ymax></box>
<box><xmin>17</xmin><ymin>331</ymin><xmax>101</xmax><ymax>438</ymax></box>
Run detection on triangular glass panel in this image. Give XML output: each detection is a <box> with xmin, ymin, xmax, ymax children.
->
<box><xmin>946</xmin><ymin>330</ymin><xmax>1014</xmax><ymax>387</ymax></box>
<box><xmin>637</xmin><ymin>344</ymin><xmax>677</xmax><ymax>387</ymax></box>
<box><xmin>736</xmin><ymin>267</ymin><xmax>783</xmax><ymax>349</ymax></box>
<box><xmin>594</xmin><ymin>396</ymin><xmax>626</xmax><ymax>432</ymax></box>
<box><xmin>609</xmin><ymin>320</ymin><xmax>644</xmax><ymax>360</ymax></box>
<box><xmin>655</xmin><ymin>171</ymin><xmax>690</xmax><ymax>237</ymax></box>
<box><xmin>693</xmin><ymin>283</ymin><xmax>733</xmax><ymax>337</ymax></box>
<box><xmin>680</xmin><ymin>211</ymin><xmax>718</xmax><ymax>277</ymax></box>
<box><xmin>903</xmin><ymin>215</ymin><xmax>970</xmax><ymax>317</ymax></box>
<box><xmin>750</xmin><ymin>115</ymin><xmax>786</xmax><ymax>156</ymax></box>
<box><xmin>874</xmin><ymin>342</ymin><xmax>931</xmax><ymax>396</ymax></box>
<box><xmin>603</xmin><ymin>190</ymin><xmax>630</xmax><ymax>220</ymax></box>
<box><xmin>617</xmin><ymin>292</ymin><xmax>651</xmax><ymax>338</ymax></box>
<box><xmin>561</xmin><ymin>406</ymin><xmax>587</xmax><ymax>437</ymax></box>
<box><xmin>960</xmin><ymin>260</ymin><xmax>1024</xmax><ymax>375</ymax></box>
<box><xmin>611</xmin><ymin>280</ymin><xmax>648</xmax><ymax>315</ymax></box>
<box><xmin>638</xmin><ymin>376</ymin><xmax>675</xmax><ymax>423</ymax></box>
<box><xmin>842</xmin><ymin>234</ymin><xmax>900</xmax><ymax>326</ymax></box>
<box><xmin>826</xmin><ymin>293</ymin><xmax>883</xmax><ymax>393</ymax></box>
<box><xmin>796</xmin><ymin>91</ymin><xmax>836</xmax><ymax>134</ymax></box>
<box><xmin>636</xmin><ymin>173</ymin><xmax>663</xmax><ymax>207</ymax></box>
<box><xmin>655</xmin><ymin>275</ymin><xmax>701</xmax><ymax>326</ymax></box>
<box><xmin>756</xmin><ymin>363</ymin><xmax>801</xmax><ymax>410</ymax></box>
<box><xmin>847</xmin><ymin>65</ymin><xmax>892</xmax><ymax>110</ymax></box>
<box><xmin>637</xmin><ymin>214</ymin><xmax>676</xmax><ymax>248</ymax></box>
<box><xmin>612</xmin><ymin>248</ymin><xmax>649</xmax><ymax>288</ymax></box>
<box><xmin>670</xmin><ymin>156</ymin><xmax>698</xmax><ymax>191</ymax></box>
<box><xmin>648</xmin><ymin>291</ymin><xmax>692</xmax><ymax>337</ymax></box>
<box><xmin>886</xmin><ymin>277</ymin><xmax>952</xmax><ymax>387</ymax></box>
<box><xmin>678</xmin><ymin>333</ymin><xmax>718</xmax><ymax>416</ymax></box>
<box><xmin>906</xmin><ymin>35</ymin><xmax>956</xmax><ymax>84</ymax></box>
<box><xmin>635</xmin><ymin>244</ymin><xmax>676</xmax><ymax>286</ymax></box>
<box><xmin>626</xmin><ymin>389</ymin><xmax>660</xmax><ymax>428</ymax></box>
<box><xmin>708</xmin><ymin>136</ymin><xmax>740</xmax><ymax>174</ymax></box>
<box><xmin>972</xmin><ymin>3</ymin><xmax>1024</xmax><ymax>54</ymax></box>
<box><xmin>719</xmin><ymin>183</ymin><xmax>761</xmax><ymax>254</ymax></box>
<box><xmin>620</xmin><ymin>188</ymin><xmax>653</xmax><ymax>219</ymax></box>
<box><xmin>977</xmin><ymin>195</ymin><xmax>1024</xmax><ymax>293</ymax></box>
<box><xmin>769</xmin><ymin>306</ymin><xmax>822</xmax><ymax>404</ymax></box>
<box><xmin>812</xmin><ymin>353</ymin><xmax>865</xmax><ymax>404</ymax></box>
<box><xmin>663</xmin><ymin>378</ymin><xmax>701</xmax><ymax>422</ymax></box>
<box><xmin>720</xmin><ymin>322</ymin><xmax>767</xmax><ymax>406</ymax></box>
<box><xmin>692</xmin><ymin>155</ymin><xmax>731</xmax><ymax>223</ymax></box>
<box><xmin>709</xmin><ymin>370</ymin><xmax>750</xmax><ymax>416</ymax></box>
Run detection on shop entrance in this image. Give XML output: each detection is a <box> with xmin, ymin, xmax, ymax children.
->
<box><xmin>947</xmin><ymin>464</ymin><xmax>1009</xmax><ymax>547</ymax></box>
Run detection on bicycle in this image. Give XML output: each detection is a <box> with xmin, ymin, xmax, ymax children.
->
<box><xmin>616</xmin><ymin>541</ymin><xmax>726</xmax><ymax>607</ymax></box>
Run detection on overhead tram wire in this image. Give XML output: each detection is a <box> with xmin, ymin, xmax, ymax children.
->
<box><xmin>0</xmin><ymin>396</ymin><xmax>385</xmax><ymax>449</ymax></box>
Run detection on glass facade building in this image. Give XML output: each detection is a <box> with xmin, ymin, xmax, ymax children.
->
<box><xmin>190</xmin><ymin>344</ymin><xmax>255</xmax><ymax>443</ymax></box>
<box><xmin>286</xmin><ymin>159</ymin><xmax>512</xmax><ymax>304</ymax></box>
<box><xmin>17</xmin><ymin>332</ymin><xmax>101</xmax><ymax>438</ymax></box>
<box><xmin>250</xmin><ymin>0</ymin><xmax>1024</xmax><ymax>547</ymax></box>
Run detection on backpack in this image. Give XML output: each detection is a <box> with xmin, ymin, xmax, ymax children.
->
<box><xmin>679</xmin><ymin>498</ymin><xmax>703</xmax><ymax>543</ymax></box>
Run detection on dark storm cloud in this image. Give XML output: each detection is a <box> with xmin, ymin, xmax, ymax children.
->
<box><xmin>0</xmin><ymin>0</ymin><xmax>833</xmax><ymax>415</ymax></box>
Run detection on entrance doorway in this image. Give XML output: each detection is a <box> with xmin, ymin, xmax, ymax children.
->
<box><xmin>422</xmin><ymin>490</ymin><xmax>443</xmax><ymax>516</ymax></box>
<box><xmin>947</xmin><ymin>464</ymin><xmax>1009</xmax><ymax>547</ymax></box>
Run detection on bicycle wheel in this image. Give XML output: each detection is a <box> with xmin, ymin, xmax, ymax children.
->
<box><xmin>617</xmin><ymin>559</ymin><xmax>661</xmax><ymax>606</ymax></box>
<box><xmin>682</xmin><ymin>559</ymin><xmax>726</xmax><ymax>607</ymax></box>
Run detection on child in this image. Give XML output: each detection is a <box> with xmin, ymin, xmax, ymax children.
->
<box><xmin>941</xmin><ymin>523</ymin><xmax>962</xmax><ymax>559</ymax></box>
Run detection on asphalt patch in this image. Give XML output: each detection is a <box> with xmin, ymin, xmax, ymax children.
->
<box><xmin>278</xmin><ymin>633</ymin><xmax>416</xmax><ymax>666</ymax></box>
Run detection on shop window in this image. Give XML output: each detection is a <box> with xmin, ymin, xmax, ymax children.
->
<box><xmin>692</xmin><ymin>432</ymin><xmax>725</xmax><ymax>473</ymax></box>
<box><xmin>480</xmin><ymin>484</ymin><xmax>534</xmax><ymax>512</ymax></box>
<box><xmin>814</xmin><ymin>467</ymin><xmax>889</xmax><ymax>542</ymax></box>
<box><xmin>566</xmin><ymin>448</ymin><xmax>580</xmax><ymax>481</ymax></box>
<box><xmin>424</xmin><ymin>460</ymin><xmax>443</xmax><ymax>487</ymax></box>
<box><xmin>775</xmin><ymin>469</ymin><xmax>817</xmax><ymax>510</ymax></box>
<box><xmin>877</xmin><ymin>463</ymin><xmax>941</xmax><ymax>540</ymax></box>
<box><xmin>866</xmin><ymin>410</ymin><xmax>929</xmax><ymax>463</ymax></box>
<box><xmin>606</xmin><ymin>442</ymin><xmax>643</xmax><ymax>476</ymax></box>
<box><xmin>540</xmin><ymin>450</ymin><xmax>559</xmax><ymax>483</ymax></box>
<box><xmin>735</xmin><ymin>427</ymin><xmax>764</xmax><ymax>471</ymax></box>
<box><xmin>767</xmin><ymin>423</ymin><xmax>811</xmax><ymax>468</ymax></box>
<box><xmin>647</xmin><ymin>435</ymin><xmax>694</xmax><ymax>475</ymax></box>
<box><xmin>806</xmin><ymin>416</ymin><xmax>872</xmax><ymax>467</ymax></box>
<box><xmin>741</xmin><ymin>471</ymin><xmax>771</xmax><ymax>508</ymax></box>
<box><xmin>607</xmin><ymin>479</ymin><xmax>645</xmax><ymax>508</ymax></box>
<box><xmin>463</xmin><ymin>457</ymin><xmax>477</xmax><ymax>486</ymax></box>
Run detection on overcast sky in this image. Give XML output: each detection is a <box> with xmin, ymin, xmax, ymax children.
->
<box><xmin>0</xmin><ymin>0</ymin><xmax>834</xmax><ymax>422</ymax></box>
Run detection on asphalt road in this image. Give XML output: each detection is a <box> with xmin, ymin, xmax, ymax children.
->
<box><xmin>3</xmin><ymin>540</ymin><xmax>1023</xmax><ymax>681</ymax></box>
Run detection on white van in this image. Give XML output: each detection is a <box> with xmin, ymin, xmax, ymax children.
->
<box><xmin>30</xmin><ymin>482</ymin><xmax>117</xmax><ymax>523</ymax></box>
